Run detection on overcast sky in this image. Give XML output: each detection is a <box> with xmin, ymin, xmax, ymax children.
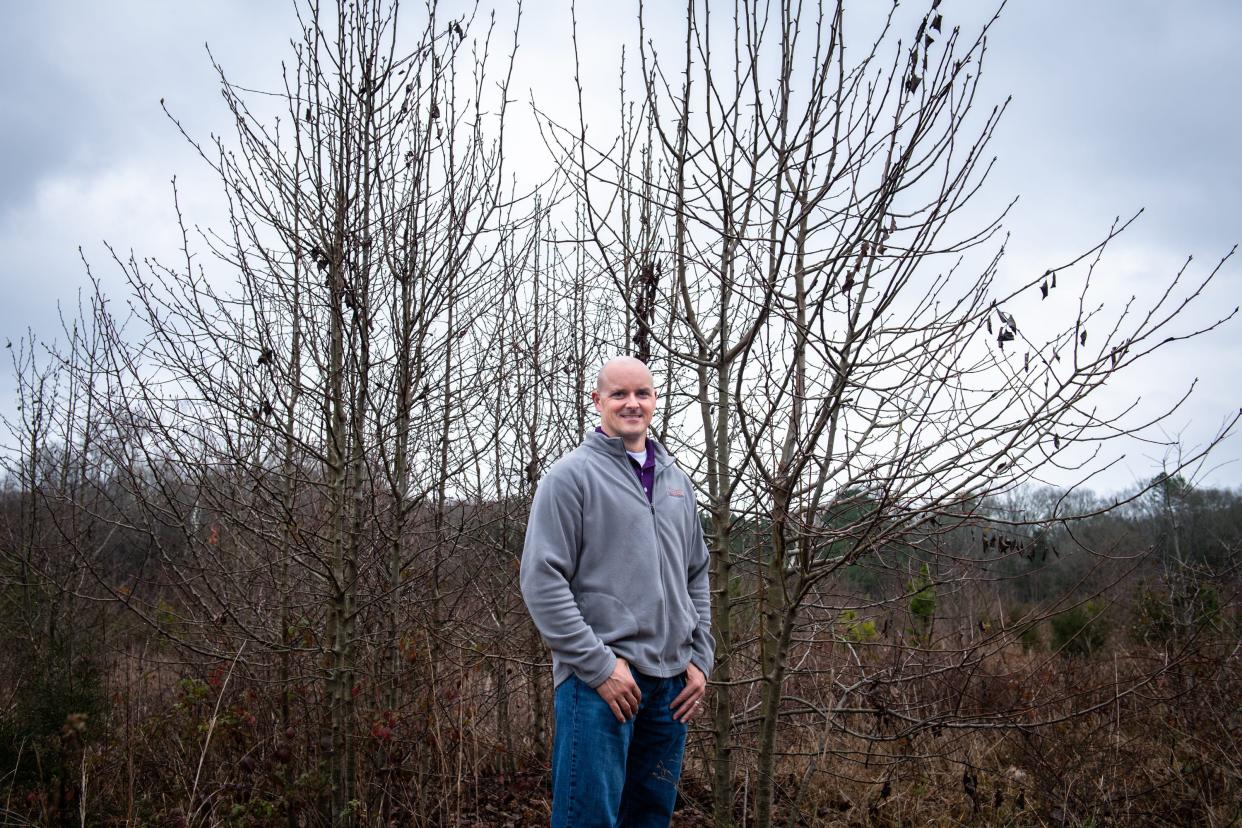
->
<box><xmin>2</xmin><ymin>1</ymin><xmax>1239</xmax><ymax>495</ymax></box>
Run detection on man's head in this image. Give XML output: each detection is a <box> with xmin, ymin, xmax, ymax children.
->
<box><xmin>592</xmin><ymin>356</ymin><xmax>657</xmax><ymax>451</ymax></box>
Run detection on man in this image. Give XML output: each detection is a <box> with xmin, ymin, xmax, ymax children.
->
<box><xmin>520</xmin><ymin>356</ymin><xmax>714</xmax><ymax>827</ymax></box>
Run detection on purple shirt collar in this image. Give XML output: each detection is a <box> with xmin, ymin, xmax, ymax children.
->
<box><xmin>595</xmin><ymin>426</ymin><xmax>656</xmax><ymax>502</ymax></box>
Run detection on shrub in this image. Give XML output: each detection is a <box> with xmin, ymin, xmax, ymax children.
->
<box><xmin>1007</xmin><ymin>608</ymin><xmax>1042</xmax><ymax>652</ymax></box>
<box><xmin>1131</xmin><ymin>577</ymin><xmax>1223</xmax><ymax>645</ymax></box>
<box><xmin>837</xmin><ymin>609</ymin><xmax>879</xmax><ymax>644</ymax></box>
<box><xmin>1050</xmin><ymin>600</ymin><xmax>1108</xmax><ymax>657</ymax></box>
<box><xmin>908</xmin><ymin>563</ymin><xmax>936</xmax><ymax>644</ymax></box>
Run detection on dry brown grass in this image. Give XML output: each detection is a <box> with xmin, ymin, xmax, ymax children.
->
<box><xmin>3</xmin><ymin>619</ymin><xmax>1238</xmax><ymax>825</ymax></box>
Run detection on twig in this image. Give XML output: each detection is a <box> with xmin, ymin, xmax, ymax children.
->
<box><xmin>188</xmin><ymin>640</ymin><xmax>247</xmax><ymax>825</ymax></box>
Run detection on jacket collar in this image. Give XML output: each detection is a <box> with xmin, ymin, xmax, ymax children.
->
<box><xmin>584</xmin><ymin>428</ymin><xmax>674</xmax><ymax>469</ymax></box>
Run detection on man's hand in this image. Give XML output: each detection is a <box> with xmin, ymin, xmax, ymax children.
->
<box><xmin>596</xmin><ymin>658</ymin><xmax>642</xmax><ymax>722</ymax></box>
<box><xmin>670</xmin><ymin>662</ymin><xmax>707</xmax><ymax>723</ymax></box>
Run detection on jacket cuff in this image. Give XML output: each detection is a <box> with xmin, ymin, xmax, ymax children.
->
<box><xmin>690</xmin><ymin>653</ymin><xmax>713</xmax><ymax>681</ymax></box>
<box><xmin>580</xmin><ymin>648</ymin><xmax>618</xmax><ymax>689</ymax></box>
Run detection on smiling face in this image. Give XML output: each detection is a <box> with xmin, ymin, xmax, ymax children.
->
<box><xmin>591</xmin><ymin>356</ymin><xmax>657</xmax><ymax>452</ymax></box>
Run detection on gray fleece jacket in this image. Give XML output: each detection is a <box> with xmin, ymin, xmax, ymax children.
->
<box><xmin>520</xmin><ymin>430</ymin><xmax>715</xmax><ymax>689</ymax></box>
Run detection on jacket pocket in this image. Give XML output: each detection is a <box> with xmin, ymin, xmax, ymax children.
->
<box><xmin>576</xmin><ymin>591</ymin><xmax>640</xmax><ymax>644</ymax></box>
<box><xmin>674</xmin><ymin>603</ymin><xmax>698</xmax><ymax>647</ymax></box>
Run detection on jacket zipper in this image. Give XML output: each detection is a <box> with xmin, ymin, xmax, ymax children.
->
<box><xmin>650</xmin><ymin>465</ymin><xmax>667</xmax><ymax>676</ymax></box>
<box><xmin>618</xmin><ymin>445</ymin><xmax>670</xmax><ymax>677</ymax></box>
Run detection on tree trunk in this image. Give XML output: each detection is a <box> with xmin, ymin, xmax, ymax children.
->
<box><xmin>753</xmin><ymin>501</ymin><xmax>798</xmax><ymax>828</ymax></box>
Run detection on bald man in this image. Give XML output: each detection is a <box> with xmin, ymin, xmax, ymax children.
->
<box><xmin>521</xmin><ymin>356</ymin><xmax>714</xmax><ymax>827</ymax></box>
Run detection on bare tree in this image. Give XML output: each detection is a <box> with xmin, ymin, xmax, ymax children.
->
<box><xmin>54</xmin><ymin>1</ymin><xmax>533</xmax><ymax>822</ymax></box>
<box><xmin>544</xmin><ymin>1</ymin><xmax>1238</xmax><ymax>823</ymax></box>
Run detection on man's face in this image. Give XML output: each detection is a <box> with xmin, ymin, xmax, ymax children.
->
<box><xmin>592</xmin><ymin>360</ymin><xmax>657</xmax><ymax>448</ymax></box>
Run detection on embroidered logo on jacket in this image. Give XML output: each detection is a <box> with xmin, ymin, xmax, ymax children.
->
<box><xmin>667</xmin><ymin>488</ymin><xmax>685</xmax><ymax>498</ymax></box>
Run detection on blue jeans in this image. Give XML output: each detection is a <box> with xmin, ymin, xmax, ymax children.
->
<box><xmin>551</xmin><ymin>670</ymin><xmax>688</xmax><ymax>827</ymax></box>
